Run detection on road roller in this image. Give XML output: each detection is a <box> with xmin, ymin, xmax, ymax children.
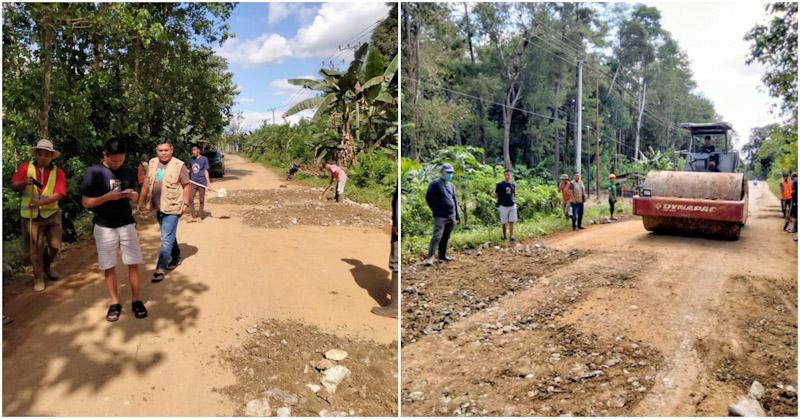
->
<box><xmin>633</xmin><ymin>122</ymin><xmax>748</xmax><ymax>240</ymax></box>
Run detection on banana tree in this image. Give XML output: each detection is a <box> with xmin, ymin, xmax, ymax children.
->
<box><xmin>355</xmin><ymin>51</ymin><xmax>398</xmax><ymax>152</ymax></box>
<box><xmin>284</xmin><ymin>43</ymin><xmax>371</xmax><ymax>167</ymax></box>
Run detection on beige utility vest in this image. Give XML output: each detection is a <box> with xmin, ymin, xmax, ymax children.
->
<box><xmin>21</xmin><ymin>162</ymin><xmax>60</xmax><ymax>219</ymax></box>
<box><xmin>146</xmin><ymin>157</ymin><xmax>185</xmax><ymax>215</ymax></box>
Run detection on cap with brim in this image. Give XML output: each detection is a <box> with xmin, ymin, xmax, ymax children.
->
<box><xmin>608</xmin><ymin>174</ymin><xmax>616</xmax><ymax>179</ymax></box>
<box><xmin>30</xmin><ymin>139</ymin><xmax>61</xmax><ymax>159</ymax></box>
<box><xmin>441</xmin><ymin>163</ymin><xmax>454</xmax><ymax>173</ymax></box>
<box><xmin>560</xmin><ymin>174</ymin><xmax>569</xmax><ymax>180</ymax></box>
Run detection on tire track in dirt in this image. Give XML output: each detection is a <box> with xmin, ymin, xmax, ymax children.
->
<box><xmin>401</xmin><ymin>182</ymin><xmax>796</xmax><ymax>416</ymax></box>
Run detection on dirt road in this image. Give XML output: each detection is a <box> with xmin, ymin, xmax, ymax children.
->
<box><xmin>401</xmin><ymin>181</ymin><xmax>796</xmax><ymax>416</ymax></box>
<box><xmin>3</xmin><ymin>154</ymin><xmax>397</xmax><ymax>416</ymax></box>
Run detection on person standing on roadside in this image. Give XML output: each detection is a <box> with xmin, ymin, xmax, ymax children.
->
<box><xmin>10</xmin><ymin>139</ymin><xmax>66</xmax><ymax>291</ymax></box>
<box><xmin>779</xmin><ymin>173</ymin><xmax>792</xmax><ymax>218</ymax></box>
<box><xmin>789</xmin><ymin>173</ymin><xmax>797</xmax><ymax>234</ymax></box>
<box><xmin>496</xmin><ymin>169</ymin><xmax>517</xmax><ymax>241</ymax></box>
<box><xmin>569</xmin><ymin>172</ymin><xmax>587</xmax><ymax>231</ymax></box>
<box><xmin>371</xmin><ymin>185</ymin><xmax>398</xmax><ymax>318</ymax></box>
<box><xmin>80</xmin><ymin>137</ymin><xmax>147</xmax><ymax>322</ymax></box>
<box><xmin>557</xmin><ymin>174</ymin><xmax>572</xmax><ymax>220</ymax></box>
<box><xmin>187</xmin><ymin>144</ymin><xmax>211</xmax><ymax>223</ymax></box>
<box><xmin>137</xmin><ymin>139</ymin><xmax>191</xmax><ymax>283</ymax></box>
<box><xmin>424</xmin><ymin>164</ymin><xmax>459</xmax><ymax>266</ymax></box>
<box><xmin>607</xmin><ymin>173</ymin><xmax>618</xmax><ymax>220</ymax></box>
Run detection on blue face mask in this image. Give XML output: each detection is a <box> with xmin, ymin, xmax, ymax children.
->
<box><xmin>442</xmin><ymin>172</ymin><xmax>453</xmax><ymax>182</ymax></box>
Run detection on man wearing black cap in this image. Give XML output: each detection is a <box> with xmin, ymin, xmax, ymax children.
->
<box><xmin>424</xmin><ymin>164</ymin><xmax>459</xmax><ymax>266</ymax></box>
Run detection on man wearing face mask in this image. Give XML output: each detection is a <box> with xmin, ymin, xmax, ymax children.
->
<box><xmin>424</xmin><ymin>163</ymin><xmax>460</xmax><ymax>266</ymax></box>
<box><xmin>80</xmin><ymin>137</ymin><xmax>146</xmax><ymax>322</ymax></box>
<box><xmin>10</xmin><ymin>139</ymin><xmax>66</xmax><ymax>292</ymax></box>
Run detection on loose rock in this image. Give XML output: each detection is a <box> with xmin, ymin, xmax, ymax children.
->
<box><xmin>244</xmin><ymin>398</ymin><xmax>271</xmax><ymax>417</ymax></box>
<box><xmin>324</xmin><ymin>349</ymin><xmax>348</xmax><ymax>361</ymax></box>
<box><xmin>728</xmin><ymin>396</ymin><xmax>766</xmax><ymax>417</ymax></box>
<box><xmin>321</xmin><ymin>365</ymin><xmax>352</xmax><ymax>394</ymax></box>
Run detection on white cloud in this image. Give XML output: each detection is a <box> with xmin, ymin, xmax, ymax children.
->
<box><xmin>238</xmin><ymin>108</ymin><xmax>316</xmax><ymax>132</ymax></box>
<box><xmin>216</xmin><ymin>33</ymin><xmax>293</xmax><ymax>66</ymax></box>
<box><xmin>269</xmin><ymin>75</ymin><xmax>317</xmax><ymax>96</ymax></box>
<box><xmin>647</xmin><ymin>1</ymin><xmax>782</xmax><ymax>148</ymax></box>
<box><xmin>238</xmin><ymin>96</ymin><xmax>255</xmax><ymax>104</ymax></box>
<box><xmin>268</xmin><ymin>3</ymin><xmax>318</xmax><ymax>25</ymax></box>
<box><xmin>219</xmin><ymin>3</ymin><xmax>390</xmax><ymax>67</ymax></box>
<box><xmin>292</xmin><ymin>2</ymin><xmax>390</xmax><ymax>58</ymax></box>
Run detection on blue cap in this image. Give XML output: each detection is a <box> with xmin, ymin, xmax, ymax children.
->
<box><xmin>440</xmin><ymin>163</ymin><xmax>454</xmax><ymax>173</ymax></box>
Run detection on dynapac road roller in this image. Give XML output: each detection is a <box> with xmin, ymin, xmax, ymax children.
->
<box><xmin>633</xmin><ymin>122</ymin><xmax>748</xmax><ymax>240</ymax></box>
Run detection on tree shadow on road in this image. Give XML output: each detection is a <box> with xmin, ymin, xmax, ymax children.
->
<box><xmin>2</xmin><ymin>223</ymin><xmax>209</xmax><ymax>416</ymax></box>
<box><xmin>341</xmin><ymin>258</ymin><xmax>390</xmax><ymax>306</ymax></box>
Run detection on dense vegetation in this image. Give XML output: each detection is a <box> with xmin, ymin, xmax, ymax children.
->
<box><xmin>224</xmin><ymin>4</ymin><xmax>398</xmax><ymax>208</ymax></box>
<box><xmin>400</xmin><ymin>2</ymin><xmax>715</xmax><ymax>257</ymax></box>
<box><xmin>740</xmin><ymin>3</ymin><xmax>797</xmax><ymax>190</ymax></box>
<box><xmin>2</xmin><ymin>2</ymin><xmax>237</xmax><ymax>241</ymax></box>
<box><xmin>402</xmin><ymin>2</ymin><xmax>720</xmax><ymax>185</ymax></box>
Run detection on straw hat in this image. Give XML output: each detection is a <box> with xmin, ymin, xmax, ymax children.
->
<box><xmin>608</xmin><ymin>173</ymin><xmax>616</xmax><ymax>180</ymax></box>
<box><xmin>30</xmin><ymin>139</ymin><xmax>61</xmax><ymax>159</ymax></box>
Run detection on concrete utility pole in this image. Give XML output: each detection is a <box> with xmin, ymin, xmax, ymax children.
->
<box><xmin>576</xmin><ymin>60</ymin><xmax>582</xmax><ymax>176</ymax></box>
<box><xmin>634</xmin><ymin>82</ymin><xmax>647</xmax><ymax>160</ymax></box>
<box><xmin>595</xmin><ymin>76</ymin><xmax>600</xmax><ymax>199</ymax></box>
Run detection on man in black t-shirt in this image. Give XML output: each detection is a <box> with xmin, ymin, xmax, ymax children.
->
<box><xmin>699</xmin><ymin>136</ymin><xmax>718</xmax><ymax>171</ymax></box>
<box><xmin>80</xmin><ymin>137</ymin><xmax>147</xmax><ymax>322</ymax></box>
<box><xmin>495</xmin><ymin>169</ymin><xmax>517</xmax><ymax>241</ymax></box>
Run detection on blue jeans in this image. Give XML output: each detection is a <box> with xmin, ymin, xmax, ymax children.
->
<box><xmin>571</xmin><ymin>202</ymin><xmax>584</xmax><ymax>229</ymax></box>
<box><xmin>156</xmin><ymin>211</ymin><xmax>180</xmax><ymax>271</ymax></box>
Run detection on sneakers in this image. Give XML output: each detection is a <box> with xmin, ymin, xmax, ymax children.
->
<box><xmin>371</xmin><ymin>305</ymin><xmax>397</xmax><ymax>318</ymax></box>
<box><xmin>166</xmin><ymin>258</ymin><xmax>181</xmax><ymax>270</ymax></box>
<box><xmin>152</xmin><ymin>270</ymin><xmax>166</xmax><ymax>283</ymax></box>
<box><xmin>33</xmin><ymin>277</ymin><xmax>46</xmax><ymax>292</ymax></box>
<box><xmin>423</xmin><ymin>257</ymin><xmax>434</xmax><ymax>266</ymax></box>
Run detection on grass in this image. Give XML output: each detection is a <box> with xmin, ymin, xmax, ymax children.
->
<box><xmin>241</xmin><ymin>154</ymin><xmax>392</xmax><ymax>210</ymax></box>
<box><xmin>402</xmin><ymin>200</ymin><xmax>630</xmax><ymax>262</ymax></box>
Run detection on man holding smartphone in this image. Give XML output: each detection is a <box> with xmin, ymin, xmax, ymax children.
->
<box><xmin>80</xmin><ymin>137</ymin><xmax>147</xmax><ymax>322</ymax></box>
<box><xmin>10</xmin><ymin>139</ymin><xmax>66</xmax><ymax>291</ymax></box>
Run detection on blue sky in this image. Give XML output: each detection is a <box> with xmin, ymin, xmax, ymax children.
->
<box><xmin>217</xmin><ymin>2</ymin><xmax>392</xmax><ymax>131</ymax></box>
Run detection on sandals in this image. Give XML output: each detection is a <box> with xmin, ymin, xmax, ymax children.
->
<box><xmin>132</xmin><ymin>301</ymin><xmax>148</xmax><ymax>319</ymax></box>
<box><xmin>106</xmin><ymin>304</ymin><xmax>122</xmax><ymax>322</ymax></box>
<box><xmin>152</xmin><ymin>271</ymin><xmax>165</xmax><ymax>283</ymax></box>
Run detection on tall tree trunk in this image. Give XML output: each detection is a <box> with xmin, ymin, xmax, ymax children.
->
<box><xmin>463</xmin><ymin>2</ymin><xmax>486</xmax><ymax>163</ymax></box>
<box><xmin>37</xmin><ymin>12</ymin><xmax>55</xmax><ymax>140</ymax></box>
<box><xmin>502</xmin><ymin>81</ymin><xmax>522</xmax><ymax>169</ymax></box>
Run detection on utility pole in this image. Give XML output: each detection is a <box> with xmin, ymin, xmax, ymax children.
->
<box><xmin>266</xmin><ymin>106</ymin><xmax>278</xmax><ymax>125</ymax></box>
<box><xmin>595</xmin><ymin>75</ymin><xmax>600</xmax><ymax>199</ymax></box>
<box><xmin>634</xmin><ymin>81</ymin><xmax>647</xmax><ymax>160</ymax></box>
<box><xmin>576</xmin><ymin>60</ymin><xmax>582</xmax><ymax>177</ymax></box>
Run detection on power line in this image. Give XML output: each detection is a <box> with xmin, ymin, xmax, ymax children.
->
<box><xmin>408</xmin><ymin>76</ymin><xmax>577</xmax><ymax>125</ymax></box>
<box><xmin>530</xmin><ymin>30</ymin><xmax>680</xmax><ymax>132</ymax></box>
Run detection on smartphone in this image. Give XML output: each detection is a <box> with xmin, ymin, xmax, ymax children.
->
<box><xmin>30</xmin><ymin>177</ymin><xmax>44</xmax><ymax>188</ymax></box>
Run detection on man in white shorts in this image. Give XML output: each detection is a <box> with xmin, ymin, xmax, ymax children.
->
<box><xmin>495</xmin><ymin>169</ymin><xmax>518</xmax><ymax>241</ymax></box>
<box><xmin>80</xmin><ymin>137</ymin><xmax>147</xmax><ymax>322</ymax></box>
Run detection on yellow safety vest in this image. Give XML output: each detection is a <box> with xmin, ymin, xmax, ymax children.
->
<box><xmin>21</xmin><ymin>162</ymin><xmax>59</xmax><ymax>219</ymax></box>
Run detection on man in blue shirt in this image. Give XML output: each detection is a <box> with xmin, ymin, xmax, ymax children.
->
<box><xmin>495</xmin><ymin>169</ymin><xmax>517</xmax><ymax>241</ymax></box>
<box><xmin>187</xmin><ymin>144</ymin><xmax>210</xmax><ymax>223</ymax></box>
<box><xmin>424</xmin><ymin>164</ymin><xmax>459</xmax><ymax>266</ymax></box>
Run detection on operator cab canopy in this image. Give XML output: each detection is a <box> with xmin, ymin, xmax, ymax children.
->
<box><xmin>679</xmin><ymin>122</ymin><xmax>737</xmax><ymax>173</ymax></box>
